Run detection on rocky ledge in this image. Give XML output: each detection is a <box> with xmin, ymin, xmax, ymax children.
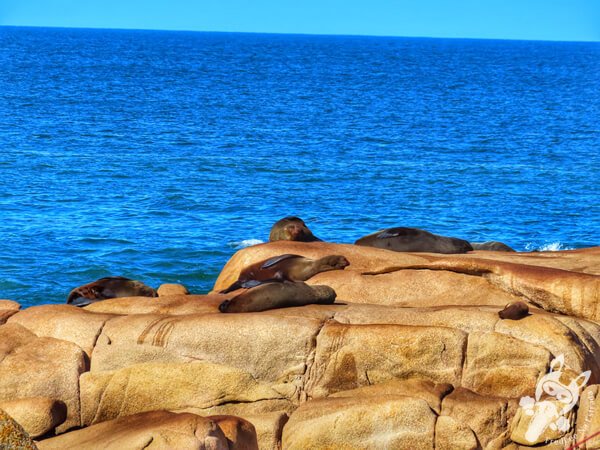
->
<box><xmin>1</xmin><ymin>242</ymin><xmax>600</xmax><ymax>449</ymax></box>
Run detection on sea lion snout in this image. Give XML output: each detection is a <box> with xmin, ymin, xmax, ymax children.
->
<box><xmin>321</xmin><ymin>255</ymin><xmax>350</xmax><ymax>269</ymax></box>
<box><xmin>219</xmin><ymin>299</ymin><xmax>231</xmax><ymax>313</ymax></box>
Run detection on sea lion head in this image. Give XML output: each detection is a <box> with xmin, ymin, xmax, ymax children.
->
<box><xmin>498</xmin><ymin>301</ymin><xmax>530</xmax><ymax>320</ymax></box>
<box><xmin>451</xmin><ymin>238</ymin><xmax>474</xmax><ymax>253</ymax></box>
<box><xmin>219</xmin><ymin>299</ymin><xmax>232</xmax><ymax>313</ymax></box>
<box><xmin>318</xmin><ymin>255</ymin><xmax>350</xmax><ymax>270</ymax></box>
<box><xmin>128</xmin><ymin>280</ymin><xmax>158</xmax><ymax>298</ymax></box>
<box><xmin>67</xmin><ymin>285</ymin><xmax>102</xmax><ymax>304</ymax></box>
<box><xmin>269</xmin><ymin>216</ymin><xmax>322</xmax><ymax>242</ymax></box>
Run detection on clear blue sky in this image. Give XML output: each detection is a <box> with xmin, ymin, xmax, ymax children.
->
<box><xmin>1</xmin><ymin>0</ymin><xmax>599</xmax><ymax>42</ymax></box>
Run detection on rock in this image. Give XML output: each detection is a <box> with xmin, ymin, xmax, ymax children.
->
<box><xmin>282</xmin><ymin>394</ymin><xmax>436</xmax><ymax>449</ymax></box>
<box><xmin>213</xmin><ymin>242</ymin><xmax>600</xmax><ymax>319</ymax></box>
<box><xmin>0</xmin><ymin>397</ymin><xmax>66</xmax><ymax>439</ymax></box>
<box><xmin>212</xmin><ymin>242</ymin><xmax>521</xmax><ymax>308</ymax></box>
<box><xmin>335</xmin><ymin>303</ymin><xmax>500</xmax><ymax>333</ymax></box>
<box><xmin>241</xmin><ymin>412</ymin><xmax>288</xmax><ymax>450</ymax></box>
<box><xmin>208</xmin><ymin>415</ymin><xmax>258</xmax><ymax>450</ymax></box>
<box><xmin>575</xmin><ymin>385</ymin><xmax>600</xmax><ymax>450</ymax></box>
<box><xmin>434</xmin><ymin>415</ymin><xmax>479</xmax><ymax>450</ymax></box>
<box><xmin>462</xmin><ymin>331</ymin><xmax>551</xmax><ymax>398</ymax></box>
<box><xmin>306</xmin><ymin>321</ymin><xmax>466</xmax><ymax>398</ymax></box>
<box><xmin>8</xmin><ymin>304</ymin><xmax>114</xmax><ymax>357</ymax></box>
<box><xmin>329</xmin><ymin>378</ymin><xmax>453</xmax><ymax>414</ymax></box>
<box><xmin>84</xmin><ymin>294</ymin><xmax>224</xmax><ymax>315</ymax></box>
<box><xmin>90</xmin><ymin>312</ymin><xmax>323</xmax><ymax>390</ymax></box>
<box><xmin>510</xmin><ymin>398</ymin><xmax>574</xmax><ymax>445</ymax></box>
<box><xmin>471</xmin><ymin>245</ymin><xmax>600</xmax><ymax>275</ymax></box>
<box><xmin>157</xmin><ymin>283</ymin><xmax>190</xmax><ymax>296</ymax></box>
<box><xmin>80</xmin><ymin>362</ymin><xmax>282</xmax><ymax>426</ymax></box>
<box><xmin>0</xmin><ymin>408</ymin><xmax>37</xmax><ymax>449</ymax></box>
<box><xmin>391</xmin><ymin>256</ymin><xmax>600</xmax><ymax>322</ymax></box>
<box><xmin>441</xmin><ymin>387</ymin><xmax>518</xmax><ymax>448</ymax></box>
<box><xmin>36</xmin><ymin>410</ymin><xmax>234</xmax><ymax>450</ymax></box>
<box><xmin>0</xmin><ymin>300</ymin><xmax>20</xmax><ymax>325</ymax></box>
<box><xmin>0</xmin><ymin>300</ymin><xmax>20</xmax><ymax>310</ymax></box>
<box><xmin>0</xmin><ymin>323</ymin><xmax>86</xmax><ymax>433</ymax></box>
<box><xmin>213</xmin><ymin>241</ymin><xmax>430</xmax><ymax>293</ymax></box>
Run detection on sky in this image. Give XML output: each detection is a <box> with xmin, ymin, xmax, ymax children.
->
<box><xmin>1</xmin><ymin>0</ymin><xmax>599</xmax><ymax>42</ymax></box>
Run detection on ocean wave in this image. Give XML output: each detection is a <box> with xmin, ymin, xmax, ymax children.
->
<box><xmin>524</xmin><ymin>242</ymin><xmax>574</xmax><ymax>252</ymax></box>
<box><xmin>228</xmin><ymin>239</ymin><xmax>264</xmax><ymax>249</ymax></box>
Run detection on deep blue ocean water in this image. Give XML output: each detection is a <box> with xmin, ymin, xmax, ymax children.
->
<box><xmin>1</xmin><ymin>27</ymin><xmax>599</xmax><ymax>307</ymax></box>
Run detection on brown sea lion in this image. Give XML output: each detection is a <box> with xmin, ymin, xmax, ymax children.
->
<box><xmin>355</xmin><ymin>227</ymin><xmax>473</xmax><ymax>254</ymax></box>
<box><xmin>220</xmin><ymin>253</ymin><xmax>349</xmax><ymax>293</ymax></box>
<box><xmin>498</xmin><ymin>301</ymin><xmax>530</xmax><ymax>320</ymax></box>
<box><xmin>67</xmin><ymin>276</ymin><xmax>157</xmax><ymax>307</ymax></box>
<box><xmin>471</xmin><ymin>241</ymin><xmax>516</xmax><ymax>252</ymax></box>
<box><xmin>269</xmin><ymin>216</ymin><xmax>322</xmax><ymax>242</ymax></box>
<box><xmin>219</xmin><ymin>281</ymin><xmax>336</xmax><ymax>313</ymax></box>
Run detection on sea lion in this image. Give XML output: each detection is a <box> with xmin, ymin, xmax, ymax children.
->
<box><xmin>67</xmin><ymin>276</ymin><xmax>157</xmax><ymax>307</ymax></box>
<box><xmin>471</xmin><ymin>241</ymin><xmax>516</xmax><ymax>252</ymax></box>
<box><xmin>498</xmin><ymin>301</ymin><xmax>530</xmax><ymax>320</ymax></box>
<box><xmin>269</xmin><ymin>216</ymin><xmax>322</xmax><ymax>242</ymax></box>
<box><xmin>220</xmin><ymin>253</ymin><xmax>349</xmax><ymax>293</ymax></box>
<box><xmin>355</xmin><ymin>227</ymin><xmax>473</xmax><ymax>254</ymax></box>
<box><xmin>219</xmin><ymin>281</ymin><xmax>336</xmax><ymax>313</ymax></box>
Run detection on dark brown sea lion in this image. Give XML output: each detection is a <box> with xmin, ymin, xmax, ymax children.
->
<box><xmin>355</xmin><ymin>227</ymin><xmax>473</xmax><ymax>254</ymax></box>
<box><xmin>498</xmin><ymin>301</ymin><xmax>530</xmax><ymax>320</ymax></box>
<box><xmin>269</xmin><ymin>216</ymin><xmax>322</xmax><ymax>242</ymax></box>
<box><xmin>471</xmin><ymin>241</ymin><xmax>516</xmax><ymax>252</ymax></box>
<box><xmin>67</xmin><ymin>276</ymin><xmax>157</xmax><ymax>307</ymax></box>
<box><xmin>219</xmin><ymin>281</ymin><xmax>336</xmax><ymax>313</ymax></box>
<box><xmin>220</xmin><ymin>253</ymin><xmax>349</xmax><ymax>293</ymax></box>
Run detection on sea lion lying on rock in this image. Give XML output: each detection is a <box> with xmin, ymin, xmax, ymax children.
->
<box><xmin>219</xmin><ymin>281</ymin><xmax>336</xmax><ymax>313</ymax></box>
<box><xmin>355</xmin><ymin>227</ymin><xmax>473</xmax><ymax>254</ymax></box>
<box><xmin>471</xmin><ymin>241</ymin><xmax>516</xmax><ymax>252</ymax></box>
<box><xmin>498</xmin><ymin>301</ymin><xmax>530</xmax><ymax>320</ymax></box>
<box><xmin>269</xmin><ymin>216</ymin><xmax>322</xmax><ymax>242</ymax></box>
<box><xmin>220</xmin><ymin>254</ymin><xmax>349</xmax><ymax>293</ymax></box>
<box><xmin>67</xmin><ymin>277</ymin><xmax>157</xmax><ymax>307</ymax></box>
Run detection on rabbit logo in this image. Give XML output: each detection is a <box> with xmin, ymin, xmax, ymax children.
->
<box><xmin>519</xmin><ymin>355</ymin><xmax>591</xmax><ymax>443</ymax></box>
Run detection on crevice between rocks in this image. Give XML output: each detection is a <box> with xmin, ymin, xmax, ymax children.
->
<box><xmin>88</xmin><ymin>317</ymin><xmax>113</xmax><ymax>364</ymax></box>
<box><xmin>300</xmin><ymin>316</ymin><xmax>331</xmax><ymax>402</ymax></box>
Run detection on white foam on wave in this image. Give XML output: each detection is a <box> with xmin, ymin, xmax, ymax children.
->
<box><xmin>229</xmin><ymin>239</ymin><xmax>264</xmax><ymax>249</ymax></box>
<box><xmin>524</xmin><ymin>242</ymin><xmax>574</xmax><ymax>252</ymax></box>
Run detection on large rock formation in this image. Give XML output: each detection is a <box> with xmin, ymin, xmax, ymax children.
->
<box><xmin>0</xmin><ymin>241</ymin><xmax>598</xmax><ymax>448</ymax></box>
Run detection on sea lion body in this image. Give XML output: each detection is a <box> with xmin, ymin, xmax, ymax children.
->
<box><xmin>269</xmin><ymin>216</ymin><xmax>322</xmax><ymax>242</ymax></box>
<box><xmin>471</xmin><ymin>241</ymin><xmax>516</xmax><ymax>252</ymax></box>
<box><xmin>498</xmin><ymin>301</ymin><xmax>530</xmax><ymax>320</ymax></box>
<box><xmin>355</xmin><ymin>227</ymin><xmax>473</xmax><ymax>254</ymax></box>
<box><xmin>219</xmin><ymin>281</ymin><xmax>336</xmax><ymax>313</ymax></box>
<box><xmin>67</xmin><ymin>277</ymin><xmax>157</xmax><ymax>307</ymax></box>
<box><xmin>220</xmin><ymin>254</ymin><xmax>349</xmax><ymax>293</ymax></box>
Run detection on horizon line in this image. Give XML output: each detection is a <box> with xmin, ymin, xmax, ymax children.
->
<box><xmin>2</xmin><ymin>24</ymin><xmax>599</xmax><ymax>44</ymax></box>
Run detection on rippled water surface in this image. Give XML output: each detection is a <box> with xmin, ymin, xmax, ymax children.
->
<box><xmin>1</xmin><ymin>27</ymin><xmax>599</xmax><ymax>307</ymax></box>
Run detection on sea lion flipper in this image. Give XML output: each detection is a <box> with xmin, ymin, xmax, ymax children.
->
<box><xmin>70</xmin><ymin>297</ymin><xmax>95</xmax><ymax>307</ymax></box>
<box><xmin>260</xmin><ymin>254</ymin><xmax>302</xmax><ymax>269</ymax></box>
<box><xmin>239</xmin><ymin>280</ymin><xmax>264</xmax><ymax>289</ymax></box>
<box><xmin>219</xmin><ymin>281</ymin><xmax>243</xmax><ymax>294</ymax></box>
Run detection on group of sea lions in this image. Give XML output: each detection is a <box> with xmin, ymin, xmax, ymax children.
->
<box><xmin>270</xmin><ymin>216</ymin><xmax>515</xmax><ymax>253</ymax></box>
<box><xmin>67</xmin><ymin>216</ymin><xmax>525</xmax><ymax>318</ymax></box>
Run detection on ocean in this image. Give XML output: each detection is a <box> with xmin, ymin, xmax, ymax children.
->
<box><xmin>1</xmin><ymin>26</ymin><xmax>599</xmax><ymax>307</ymax></box>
